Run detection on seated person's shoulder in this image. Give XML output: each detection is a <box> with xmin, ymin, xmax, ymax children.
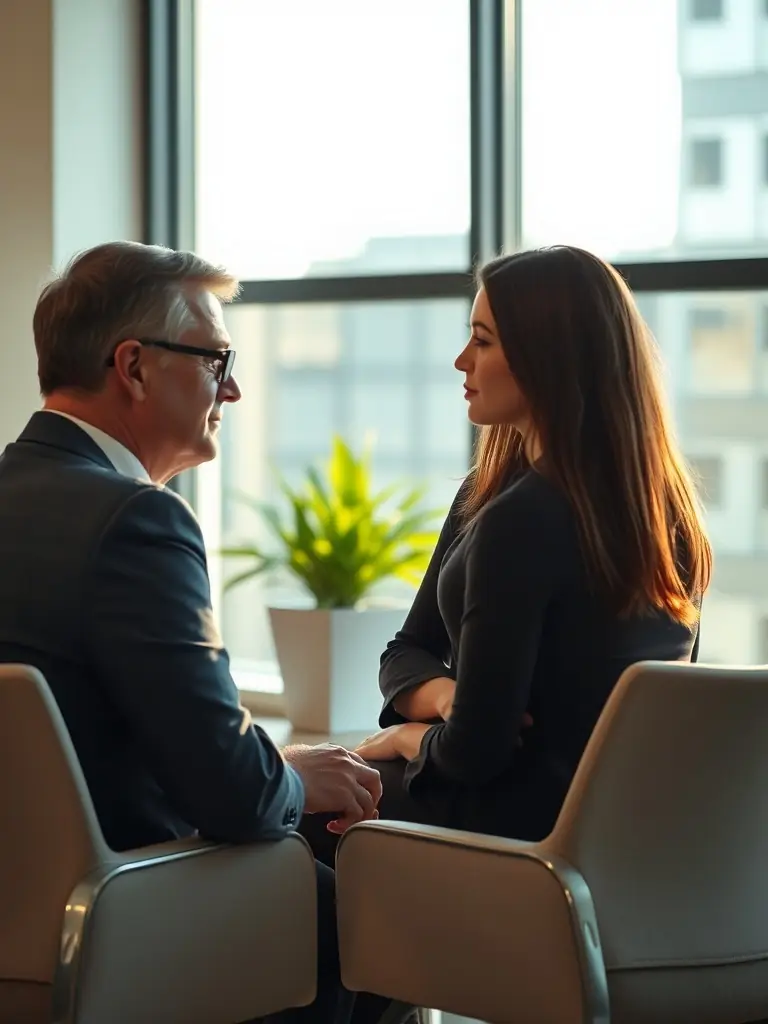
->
<box><xmin>108</xmin><ymin>480</ymin><xmax>198</xmax><ymax>526</ymax></box>
<box><xmin>93</xmin><ymin>479</ymin><xmax>203</xmax><ymax>550</ymax></box>
<box><xmin>469</xmin><ymin>468</ymin><xmax>584</xmax><ymax>585</ymax></box>
<box><xmin>480</xmin><ymin>466</ymin><xmax>574</xmax><ymax>537</ymax></box>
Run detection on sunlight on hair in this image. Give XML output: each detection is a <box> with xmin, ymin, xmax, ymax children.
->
<box><xmin>164</xmin><ymin>290</ymin><xmax>198</xmax><ymax>342</ymax></box>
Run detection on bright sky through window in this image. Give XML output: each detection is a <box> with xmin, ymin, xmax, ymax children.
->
<box><xmin>196</xmin><ymin>0</ymin><xmax>679</xmax><ymax>277</ymax></box>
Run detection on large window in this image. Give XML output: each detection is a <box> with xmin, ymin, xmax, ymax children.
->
<box><xmin>149</xmin><ymin>0</ymin><xmax>768</xmax><ymax>696</ymax></box>
<box><xmin>195</xmin><ymin>0</ymin><xmax>471</xmax><ymax>280</ymax></box>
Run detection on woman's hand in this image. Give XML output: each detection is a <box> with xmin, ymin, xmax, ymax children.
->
<box><xmin>354</xmin><ymin>712</ymin><xmax>535</xmax><ymax>765</ymax></box>
<box><xmin>354</xmin><ymin>722</ymin><xmax>431</xmax><ymax>762</ymax></box>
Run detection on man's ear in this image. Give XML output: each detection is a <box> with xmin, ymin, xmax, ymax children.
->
<box><xmin>110</xmin><ymin>340</ymin><xmax>148</xmax><ymax>401</ymax></box>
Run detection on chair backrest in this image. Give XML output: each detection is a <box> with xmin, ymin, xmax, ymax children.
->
<box><xmin>548</xmin><ymin>661</ymin><xmax>768</xmax><ymax>1023</ymax></box>
<box><xmin>0</xmin><ymin>665</ymin><xmax>106</xmax><ymax>986</ymax></box>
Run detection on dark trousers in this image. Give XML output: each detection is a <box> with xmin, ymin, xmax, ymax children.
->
<box><xmin>259</xmin><ymin>860</ymin><xmax>352</xmax><ymax>1024</ymax></box>
<box><xmin>260</xmin><ymin>859</ymin><xmax>395</xmax><ymax>1024</ymax></box>
<box><xmin>273</xmin><ymin>759</ymin><xmax>434</xmax><ymax>1024</ymax></box>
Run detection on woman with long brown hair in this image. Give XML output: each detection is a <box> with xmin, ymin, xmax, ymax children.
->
<box><xmin>302</xmin><ymin>245</ymin><xmax>711</xmax><ymax>856</ymax></box>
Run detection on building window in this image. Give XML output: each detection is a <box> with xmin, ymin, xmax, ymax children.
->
<box><xmin>763</xmin><ymin>135</ymin><xmax>768</xmax><ymax>187</ymax></box>
<box><xmin>690</xmin><ymin>307</ymin><xmax>730</xmax><ymax>331</ymax></box>
<box><xmin>760</xmin><ymin>459</ymin><xmax>768</xmax><ymax>511</ymax></box>
<box><xmin>690</xmin><ymin>138</ymin><xmax>723</xmax><ymax>187</ymax></box>
<box><xmin>690</xmin><ymin>0</ymin><xmax>723</xmax><ymax>19</ymax></box>
<box><xmin>687</xmin><ymin>301</ymin><xmax>754</xmax><ymax>393</ymax></box>
<box><xmin>688</xmin><ymin>455</ymin><xmax>724</xmax><ymax>507</ymax></box>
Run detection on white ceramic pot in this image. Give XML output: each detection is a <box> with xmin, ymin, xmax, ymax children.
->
<box><xmin>267</xmin><ymin>605</ymin><xmax>406</xmax><ymax>734</ymax></box>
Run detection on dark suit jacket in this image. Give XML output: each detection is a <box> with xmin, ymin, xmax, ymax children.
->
<box><xmin>0</xmin><ymin>412</ymin><xmax>303</xmax><ymax>851</ymax></box>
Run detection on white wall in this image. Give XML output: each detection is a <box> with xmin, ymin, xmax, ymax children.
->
<box><xmin>0</xmin><ymin>0</ymin><xmax>143</xmax><ymax>448</ymax></box>
<box><xmin>53</xmin><ymin>0</ymin><xmax>144</xmax><ymax>265</ymax></box>
<box><xmin>0</xmin><ymin>0</ymin><xmax>54</xmax><ymax>446</ymax></box>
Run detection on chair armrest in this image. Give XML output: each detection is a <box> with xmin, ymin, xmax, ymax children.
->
<box><xmin>55</xmin><ymin>832</ymin><xmax>317</xmax><ymax>1024</ymax></box>
<box><xmin>336</xmin><ymin>821</ymin><xmax>608</xmax><ymax>1024</ymax></box>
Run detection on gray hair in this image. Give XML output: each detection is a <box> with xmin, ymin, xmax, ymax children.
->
<box><xmin>33</xmin><ymin>240</ymin><xmax>240</xmax><ymax>395</ymax></box>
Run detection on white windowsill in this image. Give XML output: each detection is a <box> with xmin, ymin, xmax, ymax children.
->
<box><xmin>232</xmin><ymin>659</ymin><xmax>286</xmax><ymax>716</ymax></box>
<box><xmin>231</xmin><ymin>659</ymin><xmax>283</xmax><ymax>693</ymax></box>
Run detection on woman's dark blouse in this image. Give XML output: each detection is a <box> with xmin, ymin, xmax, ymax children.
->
<box><xmin>379</xmin><ymin>467</ymin><xmax>700</xmax><ymax>841</ymax></box>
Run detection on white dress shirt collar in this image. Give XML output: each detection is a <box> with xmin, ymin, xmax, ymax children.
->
<box><xmin>44</xmin><ymin>410</ymin><xmax>151</xmax><ymax>482</ymax></box>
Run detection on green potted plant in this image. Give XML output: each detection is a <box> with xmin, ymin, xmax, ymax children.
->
<box><xmin>221</xmin><ymin>435</ymin><xmax>443</xmax><ymax>733</ymax></box>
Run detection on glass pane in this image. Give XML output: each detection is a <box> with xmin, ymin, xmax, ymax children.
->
<box><xmin>521</xmin><ymin>0</ymin><xmax>768</xmax><ymax>260</ymax></box>
<box><xmin>639</xmin><ymin>290</ymin><xmax>768</xmax><ymax>664</ymax></box>
<box><xmin>195</xmin><ymin>0</ymin><xmax>470</xmax><ymax>279</ymax></box>
<box><xmin>214</xmin><ymin>298</ymin><xmax>470</xmax><ymax>687</ymax></box>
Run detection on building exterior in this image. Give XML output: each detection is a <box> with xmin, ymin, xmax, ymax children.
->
<box><xmin>646</xmin><ymin>0</ymin><xmax>768</xmax><ymax>662</ymax></box>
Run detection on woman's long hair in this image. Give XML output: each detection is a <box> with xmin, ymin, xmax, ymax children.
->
<box><xmin>461</xmin><ymin>246</ymin><xmax>711</xmax><ymax>626</ymax></box>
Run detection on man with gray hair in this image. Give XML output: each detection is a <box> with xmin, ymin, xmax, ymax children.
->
<box><xmin>0</xmin><ymin>240</ymin><xmax>384</xmax><ymax>1024</ymax></box>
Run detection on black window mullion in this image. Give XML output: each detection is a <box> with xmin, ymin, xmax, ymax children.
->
<box><xmin>144</xmin><ymin>0</ymin><xmax>195</xmax><ymax>250</ymax></box>
<box><xmin>470</xmin><ymin>0</ymin><xmax>505</xmax><ymax>270</ymax></box>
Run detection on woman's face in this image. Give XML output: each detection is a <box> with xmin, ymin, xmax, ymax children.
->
<box><xmin>455</xmin><ymin>287</ymin><xmax>530</xmax><ymax>428</ymax></box>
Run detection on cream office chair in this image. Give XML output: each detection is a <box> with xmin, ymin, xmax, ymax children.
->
<box><xmin>0</xmin><ymin>664</ymin><xmax>317</xmax><ymax>1024</ymax></box>
<box><xmin>337</xmin><ymin>661</ymin><xmax>768</xmax><ymax>1024</ymax></box>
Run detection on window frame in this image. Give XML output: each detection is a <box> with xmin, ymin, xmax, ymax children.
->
<box><xmin>146</xmin><ymin>0</ymin><xmax>768</xmax><ymax>298</ymax></box>
<box><xmin>145</xmin><ymin>0</ymin><xmax>768</xmax><ymax>702</ymax></box>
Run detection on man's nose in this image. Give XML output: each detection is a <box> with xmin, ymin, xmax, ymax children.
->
<box><xmin>219</xmin><ymin>374</ymin><xmax>242</xmax><ymax>403</ymax></box>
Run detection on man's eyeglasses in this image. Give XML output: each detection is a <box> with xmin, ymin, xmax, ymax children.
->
<box><xmin>105</xmin><ymin>339</ymin><xmax>236</xmax><ymax>384</ymax></box>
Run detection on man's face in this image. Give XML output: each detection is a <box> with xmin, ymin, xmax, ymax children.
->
<box><xmin>143</xmin><ymin>287</ymin><xmax>241</xmax><ymax>478</ymax></box>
